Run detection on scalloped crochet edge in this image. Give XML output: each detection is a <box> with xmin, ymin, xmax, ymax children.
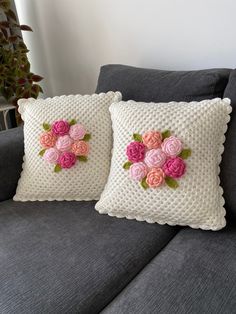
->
<box><xmin>18</xmin><ymin>91</ymin><xmax>122</xmax><ymax>118</ymax></box>
<box><xmin>95</xmin><ymin>208</ymin><xmax>226</xmax><ymax>231</ymax></box>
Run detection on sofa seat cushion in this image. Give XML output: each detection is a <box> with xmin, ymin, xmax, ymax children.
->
<box><xmin>0</xmin><ymin>200</ymin><xmax>177</xmax><ymax>314</ymax></box>
<box><xmin>102</xmin><ymin>226</ymin><xmax>236</xmax><ymax>314</ymax></box>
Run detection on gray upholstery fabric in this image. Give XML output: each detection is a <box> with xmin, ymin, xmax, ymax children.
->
<box><xmin>222</xmin><ymin>69</ymin><xmax>236</xmax><ymax>221</ymax></box>
<box><xmin>102</xmin><ymin>226</ymin><xmax>236</xmax><ymax>314</ymax></box>
<box><xmin>0</xmin><ymin>200</ymin><xmax>178</xmax><ymax>314</ymax></box>
<box><xmin>0</xmin><ymin>126</ymin><xmax>24</xmax><ymax>201</ymax></box>
<box><xmin>96</xmin><ymin>64</ymin><xmax>235</xmax><ymax>224</ymax></box>
<box><xmin>96</xmin><ymin>64</ymin><xmax>231</xmax><ymax>102</ymax></box>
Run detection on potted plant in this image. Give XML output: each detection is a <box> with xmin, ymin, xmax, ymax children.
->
<box><xmin>0</xmin><ymin>0</ymin><xmax>43</xmax><ymax>123</ymax></box>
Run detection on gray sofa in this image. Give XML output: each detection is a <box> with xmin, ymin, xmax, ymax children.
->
<box><xmin>0</xmin><ymin>65</ymin><xmax>235</xmax><ymax>314</ymax></box>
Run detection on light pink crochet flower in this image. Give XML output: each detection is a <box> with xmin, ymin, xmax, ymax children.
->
<box><xmin>126</xmin><ymin>142</ymin><xmax>146</xmax><ymax>163</ymax></box>
<box><xmin>146</xmin><ymin>168</ymin><xmax>165</xmax><ymax>188</ymax></box>
<box><xmin>52</xmin><ymin>120</ymin><xmax>70</xmax><ymax>136</ymax></box>
<box><xmin>144</xmin><ymin>148</ymin><xmax>167</xmax><ymax>168</ymax></box>
<box><xmin>56</xmin><ymin>135</ymin><xmax>73</xmax><ymax>152</ymax></box>
<box><xmin>142</xmin><ymin>131</ymin><xmax>162</xmax><ymax>149</ymax></box>
<box><xmin>161</xmin><ymin>136</ymin><xmax>183</xmax><ymax>157</ymax></box>
<box><xmin>129</xmin><ymin>162</ymin><xmax>148</xmax><ymax>181</ymax></box>
<box><xmin>58</xmin><ymin>152</ymin><xmax>76</xmax><ymax>169</ymax></box>
<box><xmin>71</xmin><ymin>140</ymin><xmax>89</xmax><ymax>156</ymax></box>
<box><xmin>40</xmin><ymin>131</ymin><xmax>57</xmax><ymax>148</ymax></box>
<box><xmin>163</xmin><ymin>157</ymin><xmax>186</xmax><ymax>178</ymax></box>
<box><xmin>43</xmin><ymin>148</ymin><xmax>60</xmax><ymax>164</ymax></box>
<box><xmin>69</xmin><ymin>124</ymin><xmax>86</xmax><ymax>141</ymax></box>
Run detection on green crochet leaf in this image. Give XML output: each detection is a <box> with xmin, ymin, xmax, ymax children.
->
<box><xmin>133</xmin><ymin>133</ymin><xmax>142</xmax><ymax>142</ymax></box>
<box><xmin>141</xmin><ymin>177</ymin><xmax>149</xmax><ymax>190</ymax></box>
<box><xmin>165</xmin><ymin>176</ymin><xmax>179</xmax><ymax>189</ymax></box>
<box><xmin>161</xmin><ymin>130</ymin><xmax>171</xmax><ymax>139</ymax></box>
<box><xmin>83</xmin><ymin>133</ymin><xmax>91</xmax><ymax>141</ymax></box>
<box><xmin>179</xmin><ymin>148</ymin><xmax>191</xmax><ymax>159</ymax></box>
<box><xmin>78</xmin><ymin>156</ymin><xmax>88</xmax><ymax>162</ymax></box>
<box><xmin>43</xmin><ymin>122</ymin><xmax>51</xmax><ymax>131</ymax></box>
<box><xmin>54</xmin><ymin>164</ymin><xmax>62</xmax><ymax>173</ymax></box>
<box><xmin>39</xmin><ymin>149</ymin><xmax>46</xmax><ymax>157</ymax></box>
<box><xmin>69</xmin><ymin>119</ymin><xmax>77</xmax><ymax>126</ymax></box>
<box><xmin>123</xmin><ymin>161</ymin><xmax>132</xmax><ymax>170</ymax></box>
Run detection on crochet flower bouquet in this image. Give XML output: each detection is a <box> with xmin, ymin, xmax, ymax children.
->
<box><xmin>123</xmin><ymin>130</ymin><xmax>191</xmax><ymax>189</ymax></box>
<box><xmin>39</xmin><ymin>119</ymin><xmax>91</xmax><ymax>172</ymax></box>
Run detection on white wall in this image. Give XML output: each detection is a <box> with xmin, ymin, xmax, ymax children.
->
<box><xmin>15</xmin><ymin>0</ymin><xmax>236</xmax><ymax>97</ymax></box>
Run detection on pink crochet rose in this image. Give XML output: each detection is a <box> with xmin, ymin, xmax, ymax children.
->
<box><xmin>40</xmin><ymin>131</ymin><xmax>57</xmax><ymax>148</ymax></box>
<box><xmin>52</xmin><ymin>120</ymin><xmax>70</xmax><ymax>136</ymax></box>
<box><xmin>56</xmin><ymin>135</ymin><xmax>73</xmax><ymax>152</ymax></box>
<box><xmin>71</xmin><ymin>140</ymin><xmax>89</xmax><ymax>156</ymax></box>
<box><xmin>161</xmin><ymin>136</ymin><xmax>183</xmax><ymax>157</ymax></box>
<box><xmin>69</xmin><ymin>124</ymin><xmax>86</xmax><ymax>141</ymax></box>
<box><xmin>146</xmin><ymin>168</ymin><xmax>165</xmax><ymax>188</ymax></box>
<box><xmin>43</xmin><ymin>148</ymin><xmax>60</xmax><ymax>164</ymax></box>
<box><xmin>58</xmin><ymin>152</ymin><xmax>76</xmax><ymax>169</ymax></box>
<box><xmin>163</xmin><ymin>157</ymin><xmax>186</xmax><ymax>178</ymax></box>
<box><xmin>126</xmin><ymin>142</ymin><xmax>145</xmax><ymax>163</ymax></box>
<box><xmin>129</xmin><ymin>162</ymin><xmax>148</xmax><ymax>181</ymax></box>
<box><xmin>144</xmin><ymin>148</ymin><xmax>167</xmax><ymax>168</ymax></box>
<box><xmin>142</xmin><ymin>131</ymin><xmax>162</xmax><ymax>149</ymax></box>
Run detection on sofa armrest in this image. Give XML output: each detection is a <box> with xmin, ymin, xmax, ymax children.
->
<box><xmin>0</xmin><ymin>127</ymin><xmax>24</xmax><ymax>201</ymax></box>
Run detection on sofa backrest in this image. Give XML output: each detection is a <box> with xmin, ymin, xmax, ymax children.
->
<box><xmin>96</xmin><ymin>64</ymin><xmax>230</xmax><ymax>102</ymax></box>
<box><xmin>222</xmin><ymin>69</ymin><xmax>236</xmax><ymax>221</ymax></box>
<box><xmin>96</xmin><ymin>64</ymin><xmax>235</xmax><ymax>223</ymax></box>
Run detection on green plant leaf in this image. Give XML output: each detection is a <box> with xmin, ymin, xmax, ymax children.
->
<box><xmin>54</xmin><ymin>164</ymin><xmax>62</xmax><ymax>173</ymax></box>
<box><xmin>77</xmin><ymin>156</ymin><xmax>87</xmax><ymax>162</ymax></box>
<box><xmin>0</xmin><ymin>21</ymin><xmax>10</xmax><ymax>28</ymax></box>
<box><xmin>39</xmin><ymin>149</ymin><xmax>46</xmax><ymax>156</ymax></box>
<box><xmin>7</xmin><ymin>9</ymin><xmax>17</xmax><ymax>21</ymax></box>
<box><xmin>83</xmin><ymin>133</ymin><xmax>91</xmax><ymax>141</ymax></box>
<box><xmin>133</xmin><ymin>133</ymin><xmax>142</xmax><ymax>142</ymax></box>
<box><xmin>32</xmin><ymin>74</ymin><xmax>43</xmax><ymax>82</ymax></box>
<box><xmin>43</xmin><ymin>122</ymin><xmax>51</xmax><ymax>131</ymax></box>
<box><xmin>0</xmin><ymin>1</ymin><xmax>11</xmax><ymax>11</ymax></box>
<box><xmin>140</xmin><ymin>177</ymin><xmax>149</xmax><ymax>190</ymax></box>
<box><xmin>20</xmin><ymin>24</ymin><xmax>33</xmax><ymax>31</ymax></box>
<box><xmin>69</xmin><ymin>119</ymin><xmax>77</xmax><ymax>126</ymax></box>
<box><xmin>8</xmin><ymin>35</ymin><xmax>18</xmax><ymax>43</ymax></box>
<box><xmin>165</xmin><ymin>177</ymin><xmax>179</xmax><ymax>189</ymax></box>
<box><xmin>31</xmin><ymin>84</ymin><xmax>40</xmax><ymax>95</ymax></box>
<box><xmin>161</xmin><ymin>130</ymin><xmax>171</xmax><ymax>139</ymax></box>
<box><xmin>179</xmin><ymin>148</ymin><xmax>191</xmax><ymax>159</ymax></box>
<box><xmin>123</xmin><ymin>161</ymin><xmax>132</xmax><ymax>170</ymax></box>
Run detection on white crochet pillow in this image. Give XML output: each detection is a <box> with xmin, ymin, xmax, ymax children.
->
<box><xmin>14</xmin><ymin>92</ymin><xmax>122</xmax><ymax>201</ymax></box>
<box><xmin>95</xmin><ymin>98</ymin><xmax>232</xmax><ymax>231</ymax></box>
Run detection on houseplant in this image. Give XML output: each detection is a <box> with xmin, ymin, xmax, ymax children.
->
<box><xmin>0</xmin><ymin>0</ymin><xmax>43</xmax><ymax>113</ymax></box>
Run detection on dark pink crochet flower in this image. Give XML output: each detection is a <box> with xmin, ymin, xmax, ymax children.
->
<box><xmin>126</xmin><ymin>141</ymin><xmax>145</xmax><ymax>163</ymax></box>
<box><xmin>58</xmin><ymin>152</ymin><xmax>76</xmax><ymax>169</ymax></box>
<box><xmin>163</xmin><ymin>157</ymin><xmax>186</xmax><ymax>178</ymax></box>
<box><xmin>52</xmin><ymin>120</ymin><xmax>70</xmax><ymax>136</ymax></box>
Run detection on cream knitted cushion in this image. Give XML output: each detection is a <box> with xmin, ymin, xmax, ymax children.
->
<box><xmin>14</xmin><ymin>92</ymin><xmax>122</xmax><ymax>201</ymax></box>
<box><xmin>95</xmin><ymin>98</ymin><xmax>232</xmax><ymax>230</ymax></box>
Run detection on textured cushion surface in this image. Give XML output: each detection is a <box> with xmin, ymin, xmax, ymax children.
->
<box><xmin>96</xmin><ymin>64</ymin><xmax>231</xmax><ymax>102</ymax></box>
<box><xmin>14</xmin><ymin>92</ymin><xmax>121</xmax><ymax>201</ymax></box>
<box><xmin>223</xmin><ymin>69</ymin><xmax>236</xmax><ymax>221</ymax></box>
<box><xmin>96</xmin><ymin>99</ymin><xmax>231</xmax><ymax>230</ymax></box>
<box><xmin>0</xmin><ymin>200</ymin><xmax>177</xmax><ymax>314</ymax></box>
<box><xmin>0</xmin><ymin>127</ymin><xmax>23</xmax><ymax>201</ymax></box>
<box><xmin>102</xmin><ymin>225</ymin><xmax>236</xmax><ymax>314</ymax></box>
